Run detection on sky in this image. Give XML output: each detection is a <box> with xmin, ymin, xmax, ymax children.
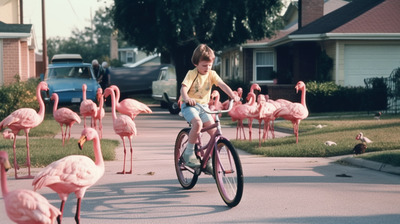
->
<box><xmin>23</xmin><ymin>0</ymin><xmax>113</xmax><ymax>51</ymax></box>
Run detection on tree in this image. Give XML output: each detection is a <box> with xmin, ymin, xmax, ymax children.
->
<box><xmin>112</xmin><ymin>0</ymin><xmax>283</xmax><ymax>97</ymax></box>
<box><xmin>47</xmin><ymin>7</ymin><xmax>115</xmax><ymax>64</ymax></box>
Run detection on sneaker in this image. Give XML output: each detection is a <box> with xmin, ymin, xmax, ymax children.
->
<box><xmin>205</xmin><ymin>158</ymin><xmax>213</xmax><ymax>175</ymax></box>
<box><xmin>182</xmin><ymin>151</ymin><xmax>200</xmax><ymax>168</ymax></box>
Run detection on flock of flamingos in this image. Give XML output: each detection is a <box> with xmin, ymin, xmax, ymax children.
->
<box><xmin>0</xmin><ymin>80</ymin><xmax>309</xmax><ymax>223</ymax></box>
<box><xmin>213</xmin><ymin>81</ymin><xmax>309</xmax><ymax>146</ymax></box>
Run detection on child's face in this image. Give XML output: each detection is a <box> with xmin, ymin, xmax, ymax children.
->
<box><xmin>196</xmin><ymin>60</ymin><xmax>214</xmax><ymax>75</ymax></box>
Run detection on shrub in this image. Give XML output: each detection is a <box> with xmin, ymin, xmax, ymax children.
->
<box><xmin>0</xmin><ymin>76</ymin><xmax>40</xmax><ymax>120</ymax></box>
<box><xmin>306</xmin><ymin>81</ymin><xmax>387</xmax><ymax>113</ymax></box>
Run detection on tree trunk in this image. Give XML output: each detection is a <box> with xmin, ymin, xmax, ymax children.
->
<box><xmin>170</xmin><ymin>42</ymin><xmax>198</xmax><ymax>100</ymax></box>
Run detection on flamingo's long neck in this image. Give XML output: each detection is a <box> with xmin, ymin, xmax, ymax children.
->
<box><xmin>52</xmin><ymin>95</ymin><xmax>58</xmax><ymax>113</ymax></box>
<box><xmin>214</xmin><ymin>94</ymin><xmax>220</xmax><ymax>106</ymax></box>
<box><xmin>83</xmin><ymin>86</ymin><xmax>87</xmax><ymax>101</ymax></box>
<box><xmin>300</xmin><ymin>87</ymin><xmax>306</xmax><ymax>107</ymax></box>
<box><xmin>0</xmin><ymin>164</ymin><xmax>9</xmax><ymax>196</ymax></box>
<box><xmin>247</xmin><ymin>93</ymin><xmax>256</xmax><ymax>105</ymax></box>
<box><xmin>99</xmin><ymin>94</ymin><xmax>104</xmax><ymax>109</ymax></box>
<box><xmin>114</xmin><ymin>87</ymin><xmax>121</xmax><ymax>103</ymax></box>
<box><xmin>37</xmin><ymin>84</ymin><xmax>46</xmax><ymax>121</ymax></box>
<box><xmin>92</xmin><ymin>136</ymin><xmax>104</xmax><ymax>167</ymax></box>
<box><xmin>109</xmin><ymin>90</ymin><xmax>117</xmax><ymax>120</ymax></box>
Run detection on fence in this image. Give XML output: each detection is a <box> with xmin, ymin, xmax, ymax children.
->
<box><xmin>364</xmin><ymin>67</ymin><xmax>400</xmax><ymax>114</ymax></box>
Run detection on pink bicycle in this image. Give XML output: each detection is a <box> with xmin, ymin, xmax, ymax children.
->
<box><xmin>174</xmin><ymin>100</ymin><xmax>243</xmax><ymax>207</ymax></box>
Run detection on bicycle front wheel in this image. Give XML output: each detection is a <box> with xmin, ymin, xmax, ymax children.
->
<box><xmin>174</xmin><ymin>128</ymin><xmax>198</xmax><ymax>189</ymax></box>
<box><xmin>213</xmin><ymin>138</ymin><xmax>243</xmax><ymax>207</ymax></box>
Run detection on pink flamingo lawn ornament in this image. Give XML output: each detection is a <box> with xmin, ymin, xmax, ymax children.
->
<box><xmin>0</xmin><ymin>151</ymin><xmax>61</xmax><ymax>224</ymax></box>
<box><xmin>228</xmin><ymin>91</ymin><xmax>258</xmax><ymax>141</ymax></box>
<box><xmin>244</xmin><ymin>91</ymin><xmax>260</xmax><ymax>141</ymax></box>
<box><xmin>109</xmin><ymin>85</ymin><xmax>152</xmax><ymax>120</ymax></box>
<box><xmin>2</xmin><ymin>129</ymin><xmax>14</xmax><ymax>140</ymax></box>
<box><xmin>104</xmin><ymin>87</ymin><xmax>137</xmax><ymax>174</ymax></box>
<box><xmin>356</xmin><ymin>132</ymin><xmax>373</xmax><ymax>144</ymax></box>
<box><xmin>79</xmin><ymin>84</ymin><xmax>97</xmax><ymax>128</ymax></box>
<box><xmin>209</xmin><ymin>90</ymin><xmax>223</xmax><ymax>120</ymax></box>
<box><xmin>245</xmin><ymin>84</ymin><xmax>262</xmax><ymax>141</ymax></box>
<box><xmin>228</xmin><ymin>84</ymin><xmax>260</xmax><ymax>140</ymax></box>
<box><xmin>222</xmin><ymin>87</ymin><xmax>243</xmax><ymax>109</ymax></box>
<box><xmin>93</xmin><ymin>88</ymin><xmax>105</xmax><ymax>138</ymax></box>
<box><xmin>0</xmin><ymin>81</ymin><xmax>48</xmax><ymax>179</ymax></box>
<box><xmin>261</xmin><ymin>95</ymin><xmax>279</xmax><ymax>140</ymax></box>
<box><xmin>273</xmin><ymin>81</ymin><xmax>309</xmax><ymax>144</ymax></box>
<box><xmin>51</xmin><ymin>93</ymin><xmax>81</xmax><ymax>146</ymax></box>
<box><xmin>32</xmin><ymin>127</ymin><xmax>105</xmax><ymax>224</ymax></box>
<box><xmin>256</xmin><ymin>94</ymin><xmax>277</xmax><ymax>146</ymax></box>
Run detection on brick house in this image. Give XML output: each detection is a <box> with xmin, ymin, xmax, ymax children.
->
<box><xmin>0</xmin><ymin>0</ymin><xmax>37</xmax><ymax>86</ymax></box>
<box><xmin>219</xmin><ymin>0</ymin><xmax>400</xmax><ymax>101</ymax></box>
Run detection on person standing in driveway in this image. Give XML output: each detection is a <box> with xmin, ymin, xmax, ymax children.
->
<box><xmin>100</xmin><ymin>61</ymin><xmax>111</xmax><ymax>90</ymax></box>
<box><xmin>92</xmin><ymin>59</ymin><xmax>104</xmax><ymax>83</ymax></box>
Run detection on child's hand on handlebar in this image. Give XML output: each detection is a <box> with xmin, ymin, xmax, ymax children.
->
<box><xmin>233</xmin><ymin>95</ymin><xmax>241</xmax><ymax>103</ymax></box>
<box><xmin>185</xmin><ymin>97</ymin><xmax>197</xmax><ymax>106</ymax></box>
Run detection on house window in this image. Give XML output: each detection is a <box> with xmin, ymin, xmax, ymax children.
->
<box><xmin>225</xmin><ymin>58</ymin><xmax>230</xmax><ymax>78</ymax></box>
<box><xmin>126</xmin><ymin>52</ymin><xmax>134</xmax><ymax>63</ymax></box>
<box><xmin>255</xmin><ymin>51</ymin><xmax>274</xmax><ymax>82</ymax></box>
<box><xmin>232</xmin><ymin>52</ymin><xmax>239</xmax><ymax>79</ymax></box>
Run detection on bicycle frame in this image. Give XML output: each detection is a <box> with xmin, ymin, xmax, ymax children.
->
<box><xmin>195</xmin><ymin>116</ymin><xmax>225</xmax><ymax>172</ymax></box>
<box><xmin>190</xmin><ymin>101</ymin><xmax>234</xmax><ymax>174</ymax></box>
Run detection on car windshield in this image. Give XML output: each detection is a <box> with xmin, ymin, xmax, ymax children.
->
<box><xmin>47</xmin><ymin>66</ymin><xmax>92</xmax><ymax>79</ymax></box>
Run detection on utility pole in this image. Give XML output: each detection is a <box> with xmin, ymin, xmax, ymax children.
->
<box><xmin>42</xmin><ymin>0</ymin><xmax>47</xmax><ymax>75</ymax></box>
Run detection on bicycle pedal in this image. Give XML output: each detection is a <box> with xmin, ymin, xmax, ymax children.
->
<box><xmin>194</xmin><ymin>167</ymin><xmax>201</xmax><ymax>175</ymax></box>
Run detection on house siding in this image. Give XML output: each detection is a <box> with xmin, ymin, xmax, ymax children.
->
<box><xmin>20</xmin><ymin>40</ymin><xmax>28</xmax><ymax>81</ymax></box>
<box><xmin>3</xmin><ymin>39</ymin><xmax>20</xmax><ymax>85</ymax></box>
<box><xmin>29</xmin><ymin>48</ymin><xmax>36</xmax><ymax>78</ymax></box>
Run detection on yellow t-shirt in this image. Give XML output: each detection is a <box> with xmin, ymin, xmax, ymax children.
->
<box><xmin>182</xmin><ymin>68</ymin><xmax>222</xmax><ymax>105</ymax></box>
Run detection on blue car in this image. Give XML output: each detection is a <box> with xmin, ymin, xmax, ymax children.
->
<box><xmin>44</xmin><ymin>55</ymin><xmax>100</xmax><ymax>104</ymax></box>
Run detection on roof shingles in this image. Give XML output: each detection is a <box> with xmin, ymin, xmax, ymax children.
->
<box><xmin>0</xmin><ymin>21</ymin><xmax>32</xmax><ymax>33</ymax></box>
<box><xmin>290</xmin><ymin>0</ymin><xmax>386</xmax><ymax>35</ymax></box>
<box><xmin>333</xmin><ymin>0</ymin><xmax>400</xmax><ymax>33</ymax></box>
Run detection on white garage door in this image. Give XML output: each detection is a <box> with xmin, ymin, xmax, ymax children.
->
<box><xmin>344</xmin><ymin>44</ymin><xmax>400</xmax><ymax>86</ymax></box>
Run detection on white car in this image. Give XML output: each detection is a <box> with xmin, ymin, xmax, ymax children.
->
<box><xmin>151</xmin><ymin>65</ymin><xmax>180</xmax><ymax>114</ymax></box>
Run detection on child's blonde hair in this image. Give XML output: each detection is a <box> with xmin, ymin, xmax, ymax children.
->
<box><xmin>191</xmin><ymin>44</ymin><xmax>215</xmax><ymax>66</ymax></box>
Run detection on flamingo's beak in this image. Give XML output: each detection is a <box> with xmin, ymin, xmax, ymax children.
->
<box><xmin>78</xmin><ymin>135</ymin><xmax>87</xmax><ymax>150</ymax></box>
<box><xmin>3</xmin><ymin>158</ymin><xmax>11</xmax><ymax>172</ymax></box>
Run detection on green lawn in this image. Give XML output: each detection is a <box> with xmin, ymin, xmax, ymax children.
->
<box><xmin>230</xmin><ymin>113</ymin><xmax>400</xmax><ymax>167</ymax></box>
<box><xmin>0</xmin><ymin>114</ymin><xmax>118</xmax><ymax>168</ymax></box>
<box><xmin>2</xmin><ymin>111</ymin><xmax>399</xmax><ymax>168</ymax></box>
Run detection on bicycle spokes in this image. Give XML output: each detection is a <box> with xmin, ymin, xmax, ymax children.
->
<box><xmin>214</xmin><ymin>139</ymin><xmax>243</xmax><ymax>207</ymax></box>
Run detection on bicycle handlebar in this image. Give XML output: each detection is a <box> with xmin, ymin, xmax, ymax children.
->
<box><xmin>198</xmin><ymin>99</ymin><xmax>234</xmax><ymax>114</ymax></box>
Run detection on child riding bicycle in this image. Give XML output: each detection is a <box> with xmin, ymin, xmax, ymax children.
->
<box><xmin>180</xmin><ymin>44</ymin><xmax>240</xmax><ymax>168</ymax></box>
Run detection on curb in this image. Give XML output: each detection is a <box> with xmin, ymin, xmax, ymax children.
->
<box><xmin>341</xmin><ymin>157</ymin><xmax>400</xmax><ymax>175</ymax></box>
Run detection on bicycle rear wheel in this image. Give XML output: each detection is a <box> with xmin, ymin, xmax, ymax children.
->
<box><xmin>213</xmin><ymin>138</ymin><xmax>243</xmax><ymax>207</ymax></box>
<box><xmin>174</xmin><ymin>128</ymin><xmax>198</xmax><ymax>189</ymax></box>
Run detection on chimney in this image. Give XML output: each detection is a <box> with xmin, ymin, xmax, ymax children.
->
<box><xmin>298</xmin><ymin>0</ymin><xmax>324</xmax><ymax>28</ymax></box>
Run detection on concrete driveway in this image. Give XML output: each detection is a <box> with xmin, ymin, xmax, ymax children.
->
<box><xmin>1</xmin><ymin>106</ymin><xmax>399</xmax><ymax>224</ymax></box>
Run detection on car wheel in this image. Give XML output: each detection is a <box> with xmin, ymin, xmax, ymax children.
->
<box><xmin>168</xmin><ymin>102</ymin><xmax>180</xmax><ymax>114</ymax></box>
<box><xmin>160</xmin><ymin>100</ymin><xmax>169</xmax><ymax>108</ymax></box>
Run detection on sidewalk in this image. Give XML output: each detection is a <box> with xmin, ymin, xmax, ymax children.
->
<box><xmin>55</xmin><ymin>105</ymin><xmax>400</xmax><ymax>176</ymax></box>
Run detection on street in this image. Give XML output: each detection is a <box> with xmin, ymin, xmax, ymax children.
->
<box><xmin>1</xmin><ymin>106</ymin><xmax>399</xmax><ymax>224</ymax></box>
